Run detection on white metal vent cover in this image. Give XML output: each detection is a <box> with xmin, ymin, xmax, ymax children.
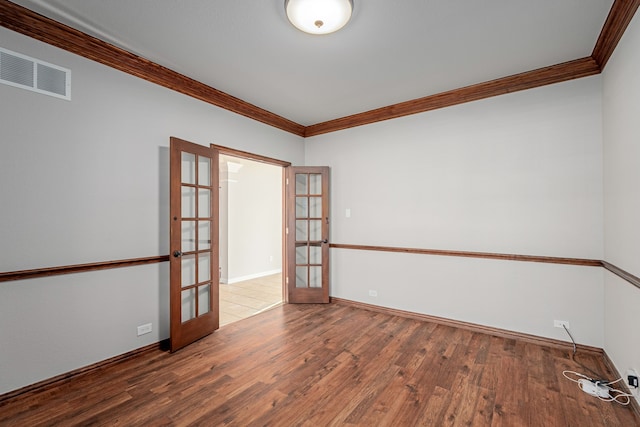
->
<box><xmin>0</xmin><ymin>46</ymin><xmax>71</xmax><ymax>100</ymax></box>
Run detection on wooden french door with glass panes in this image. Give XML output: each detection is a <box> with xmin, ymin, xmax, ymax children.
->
<box><xmin>169</xmin><ymin>137</ymin><xmax>219</xmax><ymax>352</ymax></box>
<box><xmin>286</xmin><ymin>167</ymin><xmax>330</xmax><ymax>303</ymax></box>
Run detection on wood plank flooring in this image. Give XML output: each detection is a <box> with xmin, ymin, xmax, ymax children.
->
<box><xmin>1</xmin><ymin>302</ymin><xmax>638</xmax><ymax>426</ymax></box>
<box><xmin>219</xmin><ymin>273</ymin><xmax>283</xmax><ymax>326</ymax></box>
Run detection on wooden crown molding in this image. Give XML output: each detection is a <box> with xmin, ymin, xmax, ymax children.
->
<box><xmin>592</xmin><ymin>0</ymin><xmax>640</xmax><ymax>69</ymax></box>
<box><xmin>0</xmin><ymin>0</ymin><xmax>305</xmax><ymax>137</ymax></box>
<box><xmin>0</xmin><ymin>0</ymin><xmax>637</xmax><ymax>136</ymax></box>
<box><xmin>305</xmin><ymin>58</ymin><xmax>600</xmax><ymax>136</ymax></box>
<box><xmin>305</xmin><ymin>0</ymin><xmax>637</xmax><ymax>136</ymax></box>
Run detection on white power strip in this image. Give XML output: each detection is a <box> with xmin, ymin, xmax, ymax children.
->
<box><xmin>578</xmin><ymin>379</ymin><xmax>611</xmax><ymax>398</ymax></box>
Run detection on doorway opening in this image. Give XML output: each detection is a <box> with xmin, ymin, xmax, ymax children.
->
<box><xmin>218</xmin><ymin>154</ymin><xmax>283</xmax><ymax>326</ymax></box>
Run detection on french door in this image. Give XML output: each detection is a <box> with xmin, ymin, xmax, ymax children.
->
<box><xmin>169</xmin><ymin>139</ymin><xmax>330</xmax><ymax>351</ymax></box>
<box><xmin>286</xmin><ymin>167</ymin><xmax>330</xmax><ymax>303</ymax></box>
<box><xmin>169</xmin><ymin>137</ymin><xmax>219</xmax><ymax>352</ymax></box>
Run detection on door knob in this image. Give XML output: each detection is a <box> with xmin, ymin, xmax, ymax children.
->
<box><xmin>173</xmin><ymin>250</ymin><xmax>182</xmax><ymax>258</ymax></box>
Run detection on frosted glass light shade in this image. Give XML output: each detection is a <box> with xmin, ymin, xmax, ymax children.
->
<box><xmin>285</xmin><ymin>0</ymin><xmax>353</xmax><ymax>35</ymax></box>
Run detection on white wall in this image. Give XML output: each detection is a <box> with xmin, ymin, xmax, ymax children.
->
<box><xmin>223</xmin><ymin>157</ymin><xmax>282</xmax><ymax>283</ymax></box>
<box><xmin>4</xmin><ymin>10</ymin><xmax>639</xmax><ymax>400</ymax></box>
<box><xmin>0</xmin><ymin>28</ymin><xmax>303</xmax><ymax>394</ymax></box>
<box><xmin>602</xmin><ymin>10</ymin><xmax>640</xmax><ymax>404</ymax></box>
<box><xmin>307</xmin><ymin>76</ymin><xmax>605</xmax><ymax>347</ymax></box>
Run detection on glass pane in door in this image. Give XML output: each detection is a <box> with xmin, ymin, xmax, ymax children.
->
<box><xmin>309</xmin><ymin>220</ymin><xmax>321</xmax><ymax>241</ymax></box>
<box><xmin>198</xmin><ymin>221</ymin><xmax>211</xmax><ymax>250</ymax></box>
<box><xmin>198</xmin><ymin>189</ymin><xmax>211</xmax><ymax>218</ymax></box>
<box><xmin>296</xmin><ymin>244</ymin><xmax>308</xmax><ymax>264</ymax></box>
<box><xmin>181</xmin><ymin>221</ymin><xmax>196</xmax><ymax>252</ymax></box>
<box><xmin>309</xmin><ymin>266</ymin><xmax>322</xmax><ymax>288</ymax></box>
<box><xmin>296</xmin><ymin>197</ymin><xmax>308</xmax><ymax>217</ymax></box>
<box><xmin>309</xmin><ymin>197</ymin><xmax>321</xmax><ymax>218</ymax></box>
<box><xmin>295</xmin><ymin>174</ymin><xmax>307</xmax><ymax>194</ymax></box>
<box><xmin>182</xmin><ymin>187</ymin><xmax>196</xmax><ymax>218</ymax></box>
<box><xmin>296</xmin><ymin>220</ymin><xmax>308</xmax><ymax>241</ymax></box>
<box><xmin>182</xmin><ymin>153</ymin><xmax>196</xmax><ymax>184</ymax></box>
<box><xmin>198</xmin><ymin>253</ymin><xmax>211</xmax><ymax>282</ymax></box>
<box><xmin>181</xmin><ymin>288</ymin><xmax>196</xmax><ymax>322</ymax></box>
<box><xmin>198</xmin><ymin>157</ymin><xmax>211</xmax><ymax>186</ymax></box>
<box><xmin>309</xmin><ymin>174</ymin><xmax>322</xmax><ymax>195</ymax></box>
<box><xmin>181</xmin><ymin>255</ymin><xmax>196</xmax><ymax>288</ymax></box>
<box><xmin>198</xmin><ymin>284</ymin><xmax>210</xmax><ymax>315</ymax></box>
<box><xmin>296</xmin><ymin>266</ymin><xmax>308</xmax><ymax>287</ymax></box>
<box><xmin>309</xmin><ymin>244</ymin><xmax>321</xmax><ymax>264</ymax></box>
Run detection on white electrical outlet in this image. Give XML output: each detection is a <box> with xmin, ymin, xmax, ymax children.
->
<box><xmin>368</xmin><ymin>290</ymin><xmax>377</xmax><ymax>297</ymax></box>
<box><xmin>628</xmin><ymin>368</ymin><xmax>639</xmax><ymax>390</ymax></box>
<box><xmin>346</xmin><ymin>208</ymin><xmax>351</xmax><ymax>218</ymax></box>
<box><xmin>554</xmin><ymin>320</ymin><xmax>570</xmax><ymax>329</ymax></box>
<box><xmin>137</xmin><ymin>323</ymin><xmax>152</xmax><ymax>336</ymax></box>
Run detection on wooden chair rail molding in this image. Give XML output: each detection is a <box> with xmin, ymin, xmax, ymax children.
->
<box><xmin>1</xmin><ymin>0</ymin><xmax>638</xmax><ymax>137</ymax></box>
<box><xmin>330</xmin><ymin>243</ymin><xmax>602</xmax><ymax>266</ymax></box>
<box><xmin>330</xmin><ymin>243</ymin><xmax>640</xmax><ymax>291</ymax></box>
<box><xmin>2</xmin><ymin>246</ymin><xmax>639</xmax><ymax>291</ymax></box>
<box><xmin>0</xmin><ymin>255</ymin><xmax>170</xmax><ymax>283</ymax></box>
<box><xmin>601</xmin><ymin>260</ymin><xmax>640</xmax><ymax>290</ymax></box>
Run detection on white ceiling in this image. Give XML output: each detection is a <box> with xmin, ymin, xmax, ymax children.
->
<box><xmin>9</xmin><ymin>0</ymin><xmax>614</xmax><ymax>126</ymax></box>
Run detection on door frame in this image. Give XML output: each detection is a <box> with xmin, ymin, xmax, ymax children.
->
<box><xmin>210</xmin><ymin>144</ymin><xmax>292</xmax><ymax>303</ymax></box>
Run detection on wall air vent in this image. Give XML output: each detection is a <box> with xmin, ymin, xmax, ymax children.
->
<box><xmin>0</xmin><ymin>46</ymin><xmax>71</xmax><ymax>100</ymax></box>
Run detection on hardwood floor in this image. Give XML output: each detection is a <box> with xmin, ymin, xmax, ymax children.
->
<box><xmin>219</xmin><ymin>273</ymin><xmax>283</xmax><ymax>326</ymax></box>
<box><xmin>1</xmin><ymin>302</ymin><xmax>638</xmax><ymax>426</ymax></box>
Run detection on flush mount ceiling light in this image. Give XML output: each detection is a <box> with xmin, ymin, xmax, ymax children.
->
<box><xmin>285</xmin><ymin>0</ymin><xmax>354</xmax><ymax>35</ymax></box>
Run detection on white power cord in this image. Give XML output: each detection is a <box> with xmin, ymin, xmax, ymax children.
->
<box><xmin>563</xmin><ymin>370</ymin><xmax>633</xmax><ymax>405</ymax></box>
<box><xmin>562</xmin><ymin>324</ymin><xmax>576</xmax><ymax>355</ymax></box>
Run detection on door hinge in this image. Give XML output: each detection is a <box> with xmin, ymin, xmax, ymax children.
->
<box><xmin>286</xmin><ymin>178</ymin><xmax>289</xmax><ymax>185</ymax></box>
<box><xmin>286</xmin><ymin>227</ymin><xmax>289</xmax><ymax>234</ymax></box>
<box><xmin>286</xmin><ymin>276</ymin><xmax>289</xmax><ymax>284</ymax></box>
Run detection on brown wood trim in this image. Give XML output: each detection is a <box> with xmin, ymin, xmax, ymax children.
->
<box><xmin>592</xmin><ymin>0</ymin><xmax>640</xmax><ymax>69</ymax></box>
<box><xmin>1</xmin><ymin>0</ymin><xmax>636</xmax><ymax>139</ymax></box>
<box><xmin>0</xmin><ymin>339</ymin><xmax>169</xmax><ymax>404</ymax></box>
<box><xmin>305</xmin><ymin>57</ymin><xmax>601</xmax><ymax>136</ymax></box>
<box><xmin>331</xmin><ymin>297</ymin><xmax>604</xmax><ymax>356</ymax></box>
<box><xmin>602</xmin><ymin>260</ymin><xmax>640</xmax><ymax>290</ymax></box>
<box><xmin>0</xmin><ymin>0</ymin><xmax>305</xmax><ymax>137</ymax></box>
<box><xmin>211</xmin><ymin>143</ymin><xmax>292</xmax><ymax>167</ymax></box>
<box><xmin>602</xmin><ymin>350</ymin><xmax>640</xmax><ymax>418</ymax></box>
<box><xmin>330</xmin><ymin>243</ymin><xmax>602</xmax><ymax>267</ymax></box>
<box><xmin>0</xmin><ymin>255</ymin><xmax>170</xmax><ymax>283</ymax></box>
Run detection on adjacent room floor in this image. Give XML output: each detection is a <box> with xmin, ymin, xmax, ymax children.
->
<box><xmin>219</xmin><ymin>273</ymin><xmax>283</xmax><ymax>326</ymax></box>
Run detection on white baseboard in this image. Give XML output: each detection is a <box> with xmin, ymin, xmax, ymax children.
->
<box><xmin>223</xmin><ymin>269</ymin><xmax>282</xmax><ymax>284</ymax></box>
